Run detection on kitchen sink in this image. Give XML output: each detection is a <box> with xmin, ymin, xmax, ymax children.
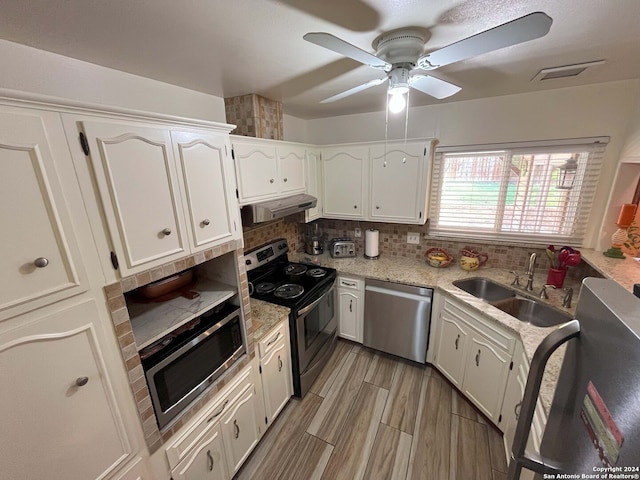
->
<box><xmin>490</xmin><ymin>297</ymin><xmax>571</xmax><ymax>328</ymax></box>
<box><xmin>452</xmin><ymin>277</ymin><xmax>571</xmax><ymax>327</ymax></box>
<box><xmin>452</xmin><ymin>278</ymin><xmax>516</xmax><ymax>302</ymax></box>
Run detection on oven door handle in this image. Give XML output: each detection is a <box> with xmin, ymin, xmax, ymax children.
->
<box><xmin>297</xmin><ymin>282</ymin><xmax>335</xmax><ymax>317</ymax></box>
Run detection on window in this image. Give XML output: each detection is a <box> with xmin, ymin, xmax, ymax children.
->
<box><xmin>429</xmin><ymin>138</ymin><xmax>608</xmax><ymax>244</ymax></box>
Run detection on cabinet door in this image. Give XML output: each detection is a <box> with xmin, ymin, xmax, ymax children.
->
<box><xmin>172</xmin><ymin>423</ymin><xmax>228</xmax><ymax>480</ymax></box>
<box><xmin>277</xmin><ymin>144</ymin><xmax>305</xmax><ymax>194</ymax></box>
<box><xmin>82</xmin><ymin>121</ymin><xmax>188</xmax><ymax>276</ymax></box>
<box><xmin>435</xmin><ymin>314</ymin><xmax>469</xmax><ymax>388</ymax></box>
<box><xmin>0</xmin><ymin>107</ymin><xmax>88</xmax><ymax>321</ymax></box>
<box><xmin>369</xmin><ymin>143</ymin><xmax>427</xmax><ymax>224</ymax></box>
<box><xmin>221</xmin><ymin>385</ymin><xmax>260</xmax><ymax>475</ymax></box>
<box><xmin>462</xmin><ymin>335</ymin><xmax>512</xmax><ymax>422</ymax></box>
<box><xmin>322</xmin><ymin>146</ymin><xmax>367</xmax><ymax>219</ymax></box>
<box><xmin>0</xmin><ymin>300</ymin><xmax>132</xmax><ymax>480</ymax></box>
<box><xmin>172</xmin><ymin>131</ymin><xmax>239</xmax><ymax>252</ymax></box>
<box><xmin>304</xmin><ymin>149</ymin><xmax>323</xmax><ymax>222</ymax></box>
<box><xmin>338</xmin><ymin>290</ymin><xmax>361</xmax><ymax>343</ymax></box>
<box><xmin>500</xmin><ymin>342</ymin><xmax>524</xmax><ymax>441</ymax></box>
<box><xmin>233</xmin><ymin>140</ymin><xmax>278</xmax><ymax>204</ymax></box>
<box><xmin>261</xmin><ymin>340</ymin><xmax>292</xmax><ymax>424</ymax></box>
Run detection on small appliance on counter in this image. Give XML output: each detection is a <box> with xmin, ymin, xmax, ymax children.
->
<box><xmin>329</xmin><ymin>238</ymin><xmax>355</xmax><ymax>258</ymax></box>
<box><xmin>304</xmin><ymin>222</ymin><xmax>324</xmax><ymax>255</ymax></box>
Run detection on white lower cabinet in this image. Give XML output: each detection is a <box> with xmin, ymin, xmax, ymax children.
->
<box><xmin>172</xmin><ymin>423</ymin><xmax>227</xmax><ymax>480</ymax></box>
<box><xmin>434</xmin><ymin>296</ymin><xmax>515</xmax><ymax>423</ymax></box>
<box><xmin>220</xmin><ymin>384</ymin><xmax>260</xmax><ymax>474</ymax></box>
<box><xmin>0</xmin><ymin>300</ymin><xmax>135</xmax><ymax>480</ymax></box>
<box><xmin>166</xmin><ymin>364</ymin><xmax>261</xmax><ymax>480</ymax></box>
<box><xmin>259</xmin><ymin>321</ymin><xmax>293</xmax><ymax>427</ymax></box>
<box><xmin>337</xmin><ymin>276</ymin><xmax>364</xmax><ymax>343</ymax></box>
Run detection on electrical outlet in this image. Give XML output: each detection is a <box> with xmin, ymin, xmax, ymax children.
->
<box><xmin>407</xmin><ymin>232</ymin><xmax>420</xmax><ymax>244</ymax></box>
<box><xmin>354</xmin><ymin>228</ymin><xmax>362</xmax><ymax>238</ymax></box>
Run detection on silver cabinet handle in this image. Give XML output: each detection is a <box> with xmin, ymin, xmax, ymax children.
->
<box><xmin>207</xmin><ymin>400</ymin><xmax>228</xmax><ymax>422</ymax></box>
<box><xmin>267</xmin><ymin>331</ymin><xmax>281</xmax><ymax>346</ymax></box>
<box><xmin>475</xmin><ymin>349</ymin><xmax>481</xmax><ymax>367</ymax></box>
<box><xmin>342</xmin><ymin>281</ymin><xmax>356</xmax><ymax>287</ymax></box>
<box><xmin>515</xmin><ymin>401</ymin><xmax>522</xmax><ymax>420</ymax></box>
<box><xmin>76</xmin><ymin>376</ymin><xmax>89</xmax><ymax>387</ymax></box>
<box><xmin>206</xmin><ymin>450</ymin><xmax>214</xmax><ymax>471</ymax></box>
<box><xmin>202</xmin><ymin>219</ymin><xmax>210</xmax><ymax>226</ymax></box>
<box><xmin>349</xmin><ymin>299</ymin><xmax>352</xmax><ymax>312</ymax></box>
<box><xmin>454</xmin><ymin>334</ymin><xmax>460</xmax><ymax>350</ymax></box>
<box><xmin>34</xmin><ymin>257</ymin><xmax>49</xmax><ymax>268</ymax></box>
<box><xmin>278</xmin><ymin>355</ymin><xmax>283</xmax><ymax>372</ymax></box>
<box><xmin>269</xmin><ymin>178</ymin><xmax>275</xmax><ymax>184</ymax></box>
<box><xmin>234</xmin><ymin>419</ymin><xmax>240</xmax><ymax>439</ymax></box>
<box><xmin>161</xmin><ymin>228</ymin><xmax>172</xmax><ymax>236</ymax></box>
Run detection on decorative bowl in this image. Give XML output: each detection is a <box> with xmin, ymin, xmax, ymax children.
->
<box><xmin>425</xmin><ymin>248</ymin><xmax>453</xmax><ymax>268</ymax></box>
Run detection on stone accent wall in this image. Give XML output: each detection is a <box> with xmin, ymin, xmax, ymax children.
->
<box><xmin>225</xmin><ymin>93</ymin><xmax>283</xmax><ymax>140</ymax></box>
<box><xmin>313</xmin><ymin>218</ymin><xmax>601</xmax><ymax>280</ymax></box>
<box><xmin>103</xmin><ymin>238</ymin><xmax>254</xmax><ymax>453</ymax></box>
<box><xmin>242</xmin><ymin>213</ymin><xmax>304</xmax><ymax>252</ymax></box>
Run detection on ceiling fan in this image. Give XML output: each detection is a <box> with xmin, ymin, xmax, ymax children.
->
<box><xmin>304</xmin><ymin>12</ymin><xmax>553</xmax><ymax>112</ymax></box>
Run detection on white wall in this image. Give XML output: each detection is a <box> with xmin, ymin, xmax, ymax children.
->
<box><xmin>283</xmin><ymin>114</ymin><xmax>309</xmax><ymax>143</ymax></box>
<box><xmin>306</xmin><ymin>80</ymin><xmax>640</xmax><ymax>249</ymax></box>
<box><xmin>0</xmin><ymin>39</ymin><xmax>226</xmax><ymax>122</ymax></box>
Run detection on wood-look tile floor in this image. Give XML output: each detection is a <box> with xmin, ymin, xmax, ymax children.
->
<box><xmin>235</xmin><ymin>340</ymin><xmax>508</xmax><ymax>480</ymax></box>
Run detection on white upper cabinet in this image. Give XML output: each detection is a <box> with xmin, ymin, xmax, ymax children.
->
<box><xmin>80</xmin><ymin>120</ymin><xmax>189</xmax><ymax>275</ymax></box>
<box><xmin>304</xmin><ymin>149</ymin><xmax>323</xmax><ymax>222</ymax></box>
<box><xmin>0</xmin><ymin>106</ymin><xmax>89</xmax><ymax>321</ymax></box>
<box><xmin>231</xmin><ymin>136</ymin><xmax>306</xmax><ymax>205</ymax></box>
<box><xmin>322</xmin><ymin>146</ymin><xmax>368</xmax><ymax>219</ymax></box>
<box><xmin>172</xmin><ymin>130</ymin><xmax>240</xmax><ymax>253</ymax></box>
<box><xmin>369</xmin><ymin>142</ymin><xmax>430</xmax><ymax>224</ymax></box>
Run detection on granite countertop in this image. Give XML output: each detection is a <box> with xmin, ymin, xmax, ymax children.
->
<box><xmin>579</xmin><ymin>249</ymin><xmax>640</xmax><ymax>291</ymax></box>
<box><xmin>289</xmin><ymin>251</ymin><xmax>581</xmax><ymax>415</ymax></box>
<box><xmin>250</xmin><ymin>299</ymin><xmax>290</xmax><ymax>344</ymax></box>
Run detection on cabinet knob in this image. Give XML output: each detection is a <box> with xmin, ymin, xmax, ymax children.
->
<box><xmin>353</xmin><ymin>205</ymin><xmax>357</xmax><ymax>209</ymax></box>
<box><xmin>161</xmin><ymin>228</ymin><xmax>172</xmax><ymax>236</ymax></box>
<box><xmin>202</xmin><ymin>219</ymin><xmax>210</xmax><ymax>226</ymax></box>
<box><xmin>33</xmin><ymin>257</ymin><xmax>49</xmax><ymax>268</ymax></box>
<box><xmin>269</xmin><ymin>178</ymin><xmax>275</xmax><ymax>184</ymax></box>
<box><xmin>75</xmin><ymin>376</ymin><xmax>89</xmax><ymax>387</ymax></box>
<box><xmin>376</xmin><ymin>206</ymin><xmax>380</xmax><ymax>210</ymax></box>
<box><xmin>283</xmin><ymin>177</ymin><xmax>287</xmax><ymax>182</ymax></box>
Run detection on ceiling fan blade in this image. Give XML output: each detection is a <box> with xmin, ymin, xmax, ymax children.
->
<box><xmin>320</xmin><ymin>78</ymin><xmax>387</xmax><ymax>103</ymax></box>
<box><xmin>418</xmin><ymin>12</ymin><xmax>552</xmax><ymax>69</ymax></box>
<box><xmin>304</xmin><ymin>32</ymin><xmax>391</xmax><ymax>70</ymax></box>
<box><xmin>410</xmin><ymin>75</ymin><xmax>461</xmax><ymax>99</ymax></box>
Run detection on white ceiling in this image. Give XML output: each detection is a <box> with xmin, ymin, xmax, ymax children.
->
<box><xmin>1</xmin><ymin>0</ymin><xmax>639</xmax><ymax>119</ymax></box>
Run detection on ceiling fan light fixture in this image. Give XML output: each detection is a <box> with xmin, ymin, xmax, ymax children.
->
<box><xmin>388</xmin><ymin>92</ymin><xmax>407</xmax><ymax>113</ymax></box>
<box><xmin>388</xmin><ymin>67</ymin><xmax>411</xmax><ymax>95</ymax></box>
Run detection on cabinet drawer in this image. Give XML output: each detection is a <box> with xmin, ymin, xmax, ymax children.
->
<box><xmin>443</xmin><ymin>297</ymin><xmax>516</xmax><ymax>353</ymax></box>
<box><xmin>338</xmin><ymin>276</ymin><xmax>363</xmax><ymax>291</ymax></box>
<box><xmin>172</xmin><ymin>423</ymin><xmax>228</xmax><ymax>480</ymax></box>
<box><xmin>165</xmin><ymin>365</ymin><xmax>253</xmax><ymax>469</ymax></box>
<box><xmin>258</xmin><ymin>321</ymin><xmax>288</xmax><ymax>358</ymax></box>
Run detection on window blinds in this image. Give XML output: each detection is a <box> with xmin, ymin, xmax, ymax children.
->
<box><xmin>429</xmin><ymin>138</ymin><xmax>608</xmax><ymax>244</ymax></box>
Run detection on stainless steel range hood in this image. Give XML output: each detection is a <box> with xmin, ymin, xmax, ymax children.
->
<box><xmin>241</xmin><ymin>193</ymin><xmax>317</xmax><ymax>225</ymax></box>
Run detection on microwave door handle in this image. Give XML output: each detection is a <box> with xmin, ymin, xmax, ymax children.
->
<box><xmin>507</xmin><ymin>319</ymin><xmax>581</xmax><ymax>480</ymax></box>
<box><xmin>297</xmin><ymin>285</ymin><xmax>333</xmax><ymax>317</ymax></box>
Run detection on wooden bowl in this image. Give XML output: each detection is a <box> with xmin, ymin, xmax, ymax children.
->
<box><xmin>425</xmin><ymin>248</ymin><xmax>453</xmax><ymax>268</ymax></box>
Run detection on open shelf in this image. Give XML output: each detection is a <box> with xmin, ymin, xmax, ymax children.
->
<box><xmin>128</xmin><ymin>279</ymin><xmax>237</xmax><ymax>350</ymax></box>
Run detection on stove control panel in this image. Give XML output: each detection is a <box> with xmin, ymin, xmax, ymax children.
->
<box><xmin>243</xmin><ymin>238</ymin><xmax>289</xmax><ymax>272</ymax></box>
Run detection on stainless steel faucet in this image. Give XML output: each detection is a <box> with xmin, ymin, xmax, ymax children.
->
<box><xmin>562</xmin><ymin>287</ymin><xmax>574</xmax><ymax>308</ymax></box>
<box><xmin>525</xmin><ymin>252</ymin><xmax>536</xmax><ymax>291</ymax></box>
<box><xmin>540</xmin><ymin>284</ymin><xmax>556</xmax><ymax>299</ymax></box>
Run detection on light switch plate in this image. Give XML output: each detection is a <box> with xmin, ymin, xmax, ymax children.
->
<box><xmin>407</xmin><ymin>232</ymin><xmax>420</xmax><ymax>244</ymax></box>
<box><xmin>354</xmin><ymin>228</ymin><xmax>362</xmax><ymax>238</ymax></box>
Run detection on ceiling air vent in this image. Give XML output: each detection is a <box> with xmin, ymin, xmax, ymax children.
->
<box><xmin>531</xmin><ymin>60</ymin><xmax>605</xmax><ymax>82</ymax></box>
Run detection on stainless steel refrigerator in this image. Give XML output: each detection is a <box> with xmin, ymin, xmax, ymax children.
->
<box><xmin>508</xmin><ymin>278</ymin><xmax>640</xmax><ymax>479</ymax></box>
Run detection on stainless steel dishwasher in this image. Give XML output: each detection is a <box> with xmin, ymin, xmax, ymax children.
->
<box><xmin>363</xmin><ymin>279</ymin><xmax>433</xmax><ymax>363</ymax></box>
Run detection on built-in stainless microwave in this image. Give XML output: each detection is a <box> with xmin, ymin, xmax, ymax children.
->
<box><xmin>141</xmin><ymin>304</ymin><xmax>245</xmax><ymax>430</ymax></box>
